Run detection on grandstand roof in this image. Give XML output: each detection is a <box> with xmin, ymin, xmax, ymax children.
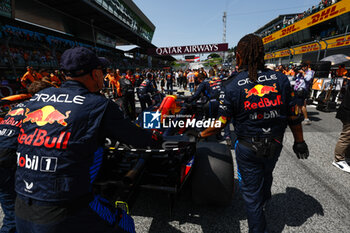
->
<box><xmin>35</xmin><ymin>0</ymin><xmax>155</xmax><ymax>48</ymax></box>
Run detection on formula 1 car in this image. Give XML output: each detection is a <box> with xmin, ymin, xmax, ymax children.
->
<box><xmin>0</xmin><ymin>93</ymin><xmax>235</xmax><ymax>213</ymax></box>
<box><xmin>94</xmin><ymin>95</ymin><xmax>234</xmax><ymax>213</ymax></box>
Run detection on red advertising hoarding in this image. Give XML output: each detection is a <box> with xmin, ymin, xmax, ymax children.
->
<box><xmin>148</xmin><ymin>43</ymin><xmax>228</xmax><ymax>56</ymax></box>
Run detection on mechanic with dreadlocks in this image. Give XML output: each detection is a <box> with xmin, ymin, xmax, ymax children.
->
<box><xmin>195</xmin><ymin>34</ymin><xmax>309</xmax><ymax>233</ymax></box>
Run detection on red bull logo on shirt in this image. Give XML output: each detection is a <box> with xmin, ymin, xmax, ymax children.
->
<box><xmin>17</xmin><ymin>128</ymin><xmax>71</xmax><ymax>149</ymax></box>
<box><xmin>23</xmin><ymin>106</ymin><xmax>71</xmax><ymax>127</ymax></box>
<box><xmin>245</xmin><ymin>84</ymin><xmax>278</xmax><ymax>98</ymax></box>
<box><xmin>7</xmin><ymin>108</ymin><xmax>25</xmax><ymax>116</ymax></box>
<box><xmin>244</xmin><ymin>95</ymin><xmax>283</xmax><ymax>110</ymax></box>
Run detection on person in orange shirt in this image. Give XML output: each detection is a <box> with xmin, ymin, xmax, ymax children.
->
<box><xmin>36</xmin><ymin>69</ymin><xmax>51</xmax><ymax>82</ymax></box>
<box><xmin>104</xmin><ymin>68</ymin><xmax>121</xmax><ymax>97</ymax></box>
<box><xmin>194</xmin><ymin>70</ymin><xmax>199</xmax><ymax>77</ymax></box>
<box><xmin>115</xmin><ymin>69</ymin><xmax>122</xmax><ymax>82</ymax></box>
<box><xmin>125</xmin><ymin>70</ymin><xmax>135</xmax><ymax>87</ymax></box>
<box><xmin>34</xmin><ymin>70</ymin><xmax>42</xmax><ymax>81</ymax></box>
<box><xmin>113</xmin><ymin>69</ymin><xmax>124</xmax><ymax>96</ymax></box>
<box><xmin>285</xmin><ymin>66</ymin><xmax>296</xmax><ymax>77</ymax></box>
<box><xmin>21</xmin><ymin>66</ymin><xmax>36</xmax><ymax>88</ymax></box>
<box><xmin>104</xmin><ymin>68</ymin><xmax>115</xmax><ymax>95</ymax></box>
<box><xmin>39</xmin><ymin>69</ymin><xmax>49</xmax><ymax>77</ymax></box>
<box><xmin>336</xmin><ymin>65</ymin><xmax>348</xmax><ymax>77</ymax></box>
<box><xmin>194</xmin><ymin>69</ymin><xmax>200</xmax><ymax>91</ymax></box>
<box><xmin>50</xmin><ymin>73</ymin><xmax>62</xmax><ymax>86</ymax></box>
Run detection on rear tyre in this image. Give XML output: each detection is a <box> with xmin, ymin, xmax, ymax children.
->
<box><xmin>192</xmin><ymin>142</ymin><xmax>234</xmax><ymax>206</ymax></box>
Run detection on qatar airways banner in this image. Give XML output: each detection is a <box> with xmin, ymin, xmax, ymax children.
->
<box><xmin>148</xmin><ymin>43</ymin><xmax>228</xmax><ymax>56</ymax></box>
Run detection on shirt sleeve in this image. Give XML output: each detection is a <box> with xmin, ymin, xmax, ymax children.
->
<box><xmin>218</xmin><ymin>85</ymin><xmax>236</xmax><ymax>118</ymax></box>
<box><xmin>101</xmin><ymin>100</ymin><xmax>158</xmax><ymax>148</ymax></box>
<box><xmin>189</xmin><ymin>83</ymin><xmax>206</xmax><ymax>102</ymax></box>
<box><xmin>281</xmin><ymin>76</ymin><xmax>299</xmax><ymax>117</ymax></box>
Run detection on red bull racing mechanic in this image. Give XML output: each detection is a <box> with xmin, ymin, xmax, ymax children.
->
<box><xmin>197</xmin><ymin>34</ymin><xmax>309</xmax><ymax>233</ymax></box>
<box><xmin>0</xmin><ymin>81</ymin><xmax>52</xmax><ymax>233</ymax></box>
<box><xmin>0</xmin><ymin>104</ymin><xmax>26</xmax><ymax>233</ymax></box>
<box><xmin>14</xmin><ymin>47</ymin><xmax>161</xmax><ymax>233</ymax></box>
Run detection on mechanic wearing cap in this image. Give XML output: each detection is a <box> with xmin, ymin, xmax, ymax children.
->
<box><xmin>165</xmin><ymin>71</ymin><xmax>174</xmax><ymax>95</ymax></box>
<box><xmin>14</xmin><ymin>47</ymin><xmax>161</xmax><ymax>233</ymax></box>
<box><xmin>197</xmin><ymin>34</ymin><xmax>309</xmax><ymax>233</ymax></box>
<box><xmin>138</xmin><ymin>72</ymin><xmax>158</xmax><ymax>112</ymax></box>
<box><xmin>0</xmin><ymin>81</ymin><xmax>52</xmax><ymax>233</ymax></box>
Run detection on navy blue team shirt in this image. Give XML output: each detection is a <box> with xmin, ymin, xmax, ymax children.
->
<box><xmin>218</xmin><ymin>69</ymin><xmax>297</xmax><ymax>137</ymax></box>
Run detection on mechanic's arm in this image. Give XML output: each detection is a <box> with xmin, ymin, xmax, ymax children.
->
<box><xmin>286</xmin><ymin>86</ymin><xmax>304</xmax><ymax>143</ymax></box>
<box><xmin>285</xmin><ymin>77</ymin><xmax>309</xmax><ymax>159</ymax></box>
<box><xmin>288</xmin><ymin>114</ymin><xmax>308</xmax><ymax>159</ymax></box>
<box><xmin>188</xmin><ymin>83</ymin><xmax>205</xmax><ymax>102</ymax></box>
<box><xmin>289</xmin><ymin>119</ymin><xmax>304</xmax><ymax>143</ymax></box>
<box><xmin>199</xmin><ymin>89</ymin><xmax>235</xmax><ymax>138</ymax></box>
<box><xmin>199</xmin><ymin>116</ymin><xmax>227</xmax><ymax>137</ymax></box>
<box><xmin>101</xmin><ymin>100</ymin><xmax>160</xmax><ymax>148</ymax></box>
<box><xmin>148</xmin><ymin>82</ymin><xmax>157</xmax><ymax>94</ymax></box>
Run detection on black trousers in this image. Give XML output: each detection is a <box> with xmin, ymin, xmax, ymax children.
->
<box><xmin>121</xmin><ymin>93</ymin><xmax>136</xmax><ymax>120</ymax></box>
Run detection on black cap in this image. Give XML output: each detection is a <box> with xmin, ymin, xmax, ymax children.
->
<box><xmin>60</xmin><ymin>47</ymin><xmax>110</xmax><ymax>77</ymax></box>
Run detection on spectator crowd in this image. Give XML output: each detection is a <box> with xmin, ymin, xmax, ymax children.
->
<box><xmin>0</xmin><ymin>24</ymin><xmax>165</xmax><ymax>84</ymax></box>
<box><xmin>259</xmin><ymin>0</ymin><xmax>341</xmax><ymax>38</ymax></box>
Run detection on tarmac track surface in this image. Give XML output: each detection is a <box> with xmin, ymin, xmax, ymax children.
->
<box><xmin>131</xmin><ymin>106</ymin><xmax>350</xmax><ymax>233</ymax></box>
<box><xmin>1</xmin><ymin>103</ymin><xmax>350</xmax><ymax>233</ymax></box>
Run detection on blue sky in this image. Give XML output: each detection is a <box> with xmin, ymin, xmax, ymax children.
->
<box><xmin>133</xmin><ymin>0</ymin><xmax>321</xmax><ymax>55</ymax></box>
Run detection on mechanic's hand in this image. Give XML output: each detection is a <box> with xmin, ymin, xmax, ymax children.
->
<box><xmin>185</xmin><ymin>129</ymin><xmax>202</xmax><ymax>143</ymax></box>
<box><xmin>293</xmin><ymin>141</ymin><xmax>309</xmax><ymax>159</ymax></box>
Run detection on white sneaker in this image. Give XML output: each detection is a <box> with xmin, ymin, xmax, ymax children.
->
<box><xmin>303</xmin><ymin>118</ymin><xmax>311</xmax><ymax>125</ymax></box>
<box><xmin>332</xmin><ymin>161</ymin><xmax>350</xmax><ymax>173</ymax></box>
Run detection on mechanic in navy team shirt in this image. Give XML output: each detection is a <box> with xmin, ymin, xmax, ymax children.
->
<box><xmin>0</xmin><ymin>81</ymin><xmax>52</xmax><ymax>233</ymax></box>
<box><xmin>165</xmin><ymin>71</ymin><xmax>174</xmax><ymax>95</ymax></box>
<box><xmin>138</xmin><ymin>72</ymin><xmax>158</xmax><ymax>112</ymax></box>
<box><xmin>198</xmin><ymin>34</ymin><xmax>309</xmax><ymax>233</ymax></box>
<box><xmin>0</xmin><ymin>103</ymin><xmax>27</xmax><ymax>233</ymax></box>
<box><xmin>219</xmin><ymin>71</ymin><xmax>239</xmax><ymax>146</ymax></box>
<box><xmin>187</xmin><ymin>75</ymin><xmax>222</xmax><ymax>117</ymax></box>
<box><xmin>14</xmin><ymin>47</ymin><xmax>161</xmax><ymax>233</ymax></box>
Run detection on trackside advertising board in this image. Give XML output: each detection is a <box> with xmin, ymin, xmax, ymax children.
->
<box><xmin>262</xmin><ymin>0</ymin><xmax>350</xmax><ymax>45</ymax></box>
<box><xmin>148</xmin><ymin>43</ymin><xmax>228</xmax><ymax>56</ymax></box>
<box><xmin>264</xmin><ymin>34</ymin><xmax>350</xmax><ymax>59</ymax></box>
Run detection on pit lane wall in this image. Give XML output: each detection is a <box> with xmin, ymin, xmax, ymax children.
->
<box><xmin>264</xmin><ymin>34</ymin><xmax>350</xmax><ymax>64</ymax></box>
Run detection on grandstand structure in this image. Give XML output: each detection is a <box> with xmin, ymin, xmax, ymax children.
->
<box><xmin>255</xmin><ymin>0</ymin><xmax>350</xmax><ymax>66</ymax></box>
<box><xmin>0</xmin><ymin>0</ymin><xmax>174</xmax><ymax>81</ymax></box>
